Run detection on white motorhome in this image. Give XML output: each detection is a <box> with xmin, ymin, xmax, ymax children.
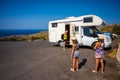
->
<box><xmin>48</xmin><ymin>15</ymin><xmax>111</xmax><ymax>48</ymax></box>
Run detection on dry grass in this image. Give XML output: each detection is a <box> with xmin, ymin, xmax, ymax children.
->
<box><xmin>108</xmin><ymin>42</ymin><xmax>120</xmax><ymax>58</ymax></box>
<box><xmin>108</xmin><ymin>49</ymin><xmax>118</xmax><ymax>58</ymax></box>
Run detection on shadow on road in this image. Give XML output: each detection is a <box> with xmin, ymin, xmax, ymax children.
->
<box><xmin>79</xmin><ymin>58</ymin><xmax>87</xmax><ymax>69</ymax></box>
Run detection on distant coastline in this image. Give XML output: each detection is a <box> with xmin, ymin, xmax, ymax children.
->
<box><xmin>0</xmin><ymin>30</ymin><xmax>48</xmax><ymax>41</ymax></box>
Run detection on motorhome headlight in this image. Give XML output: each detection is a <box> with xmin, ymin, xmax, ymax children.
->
<box><xmin>105</xmin><ymin>37</ymin><xmax>110</xmax><ymax>42</ymax></box>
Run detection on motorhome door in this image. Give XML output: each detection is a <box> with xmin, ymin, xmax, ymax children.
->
<box><xmin>82</xmin><ymin>26</ymin><xmax>98</xmax><ymax>46</ymax></box>
<box><xmin>65</xmin><ymin>24</ymin><xmax>70</xmax><ymax>42</ymax></box>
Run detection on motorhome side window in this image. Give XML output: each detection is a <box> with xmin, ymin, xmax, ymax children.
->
<box><xmin>52</xmin><ymin>23</ymin><xmax>57</xmax><ymax>27</ymax></box>
<box><xmin>75</xmin><ymin>26</ymin><xmax>79</xmax><ymax>32</ymax></box>
<box><xmin>83</xmin><ymin>17</ymin><xmax>93</xmax><ymax>23</ymax></box>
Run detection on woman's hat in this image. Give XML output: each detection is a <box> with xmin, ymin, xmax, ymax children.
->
<box><xmin>98</xmin><ymin>36</ymin><xmax>104</xmax><ymax>40</ymax></box>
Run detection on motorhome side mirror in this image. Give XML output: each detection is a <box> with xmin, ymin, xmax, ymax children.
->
<box><xmin>93</xmin><ymin>32</ymin><xmax>98</xmax><ymax>37</ymax></box>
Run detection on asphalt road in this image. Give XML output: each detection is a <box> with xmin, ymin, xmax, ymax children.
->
<box><xmin>0</xmin><ymin>41</ymin><xmax>120</xmax><ymax>80</ymax></box>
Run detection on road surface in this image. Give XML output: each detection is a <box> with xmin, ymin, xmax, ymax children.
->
<box><xmin>0</xmin><ymin>41</ymin><xmax>120</xmax><ymax>80</ymax></box>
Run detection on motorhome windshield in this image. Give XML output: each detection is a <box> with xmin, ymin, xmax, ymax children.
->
<box><xmin>83</xmin><ymin>26</ymin><xmax>103</xmax><ymax>37</ymax></box>
<box><xmin>90</xmin><ymin>27</ymin><xmax>103</xmax><ymax>34</ymax></box>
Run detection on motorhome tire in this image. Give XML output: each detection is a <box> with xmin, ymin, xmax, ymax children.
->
<box><xmin>58</xmin><ymin>41</ymin><xmax>64</xmax><ymax>47</ymax></box>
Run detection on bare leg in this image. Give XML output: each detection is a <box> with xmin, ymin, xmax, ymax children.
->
<box><xmin>63</xmin><ymin>41</ymin><xmax>66</xmax><ymax>50</ymax></box>
<box><xmin>100</xmin><ymin>58</ymin><xmax>104</xmax><ymax>73</ymax></box>
<box><xmin>95</xmin><ymin>58</ymin><xmax>99</xmax><ymax>71</ymax></box>
<box><xmin>75</xmin><ymin>58</ymin><xmax>79</xmax><ymax>71</ymax></box>
<box><xmin>93</xmin><ymin>58</ymin><xmax>99</xmax><ymax>73</ymax></box>
<box><xmin>71</xmin><ymin>58</ymin><xmax>75</xmax><ymax>72</ymax></box>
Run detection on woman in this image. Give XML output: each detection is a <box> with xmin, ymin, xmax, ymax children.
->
<box><xmin>63</xmin><ymin>31</ymin><xmax>68</xmax><ymax>50</ymax></box>
<box><xmin>71</xmin><ymin>36</ymin><xmax>80</xmax><ymax>72</ymax></box>
<box><xmin>92</xmin><ymin>36</ymin><xmax>104</xmax><ymax>74</ymax></box>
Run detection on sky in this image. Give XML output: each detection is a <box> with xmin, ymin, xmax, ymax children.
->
<box><xmin>0</xmin><ymin>0</ymin><xmax>120</xmax><ymax>30</ymax></box>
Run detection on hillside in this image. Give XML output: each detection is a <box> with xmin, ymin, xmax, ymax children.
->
<box><xmin>0</xmin><ymin>31</ymin><xmax>48</xmax><ymax>41</ymax></box>
<box><xmin>100</xmin><ymin>24</ymin><xmax>120</xmax><ymax>35</ymax></box>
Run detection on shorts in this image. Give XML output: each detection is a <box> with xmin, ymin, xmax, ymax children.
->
<box><xmin>63</xmin><ymin>40</ymin><xmax>67</xmax><ymax>41</ymax></box>
<box><xmin>95</xmin><ymin>53</ymin><xmax>104</xmax><ymax>58</ymax></box>
<box><xmin>73</xmin><ymin>50</ymin><xmax>80</xmax><ymax>58</ymax></box>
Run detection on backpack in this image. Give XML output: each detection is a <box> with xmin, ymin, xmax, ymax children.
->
<box><xmin>61</xmin><ymin>34</ymin><xmax>64</xmax><ymax>40</ymax></box>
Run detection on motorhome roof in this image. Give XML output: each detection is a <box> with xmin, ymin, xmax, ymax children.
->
<box><xmin>49</xmin><ymin>15</ymin><xmax>106</xmax><ymax>26</ymax></box>
<box><xmin>49</xmin><ymin>15</ymin><xmax>96</xmax><ymax>22</ymax></box>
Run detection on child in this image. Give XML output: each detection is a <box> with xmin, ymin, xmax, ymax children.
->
<box><xmin>92</xmin><ymin>36</ymin><xmax>104</xmax><ymax>74</ymax></box>
<box><xmin>71</xmin><ymin>36</ymin><xmax>80</xmax><ymax>72</ymax></box>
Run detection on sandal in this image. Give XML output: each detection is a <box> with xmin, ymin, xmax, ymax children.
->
<box><xmin>70</xmin><ymin>68</ymin><xmax>74</xmax><ymax>72</ymax></box>
<box><xmin>92</xmin><ymin>70</ymin><xmax>97</xmax><ymax>73</ymax></box>
<box><xmin>76</xmin><ymin>69</ymin><xmax>78</xmax><ymax>72</ymax></box>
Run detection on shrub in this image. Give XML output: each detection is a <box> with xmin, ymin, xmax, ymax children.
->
<box><xmin>112</xmin><ymin>25</ymin><xmax>120</xmax><ymax>35</ymax></box>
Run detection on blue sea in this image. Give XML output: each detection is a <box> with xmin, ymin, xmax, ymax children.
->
<box><xmin>0</xmin><ymin>29</ymin><xmax>48</xmax><ymax>37</ymax></box>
